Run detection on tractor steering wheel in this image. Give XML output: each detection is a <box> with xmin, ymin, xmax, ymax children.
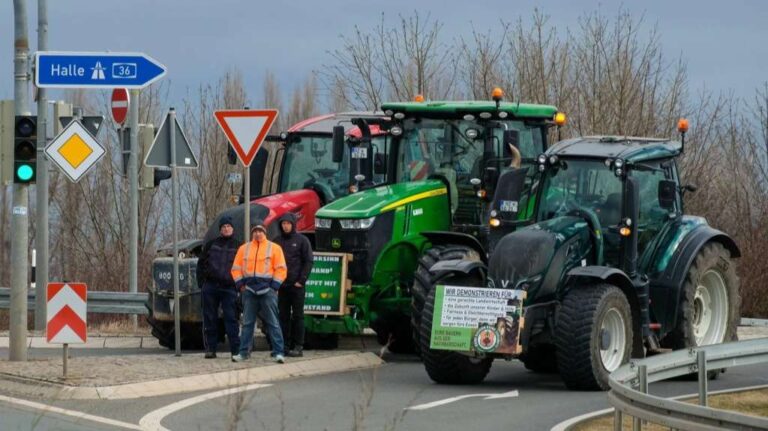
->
<box><xmin>565</xmin><ymin>207</ymin><xmax>605</xmax><ymax>265</ymax></box>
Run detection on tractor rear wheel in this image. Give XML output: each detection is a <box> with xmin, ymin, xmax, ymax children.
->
<box><xmin>419</xmin><ymin>284</ymin><xmax>492</xmax><ymax>384</ymax></box>
<box><xmin>412</xmin><ymin>245</ymin><xmax>481</xmax><ymax>352</ymax></box>
<box><xmin>555</xmin><ymin>284</ymin><xmax>632</xmax><ymax>391</ymax></box>
<box><xmin>664</xmin><ymin>242</ymin><xmax>740</xmax><ymax>350</ymax></box>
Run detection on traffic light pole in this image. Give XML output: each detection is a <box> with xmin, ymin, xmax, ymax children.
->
<box><xmin>10</xmin><ymin>0</ymin><xmax>30</xmax><ymax>361</ymax></box>
<box><xmin>34</xmin><ymin>0</ymin><xmax>49</xmax><ymax>332</ymax></box>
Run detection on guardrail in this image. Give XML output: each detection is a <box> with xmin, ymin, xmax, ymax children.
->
<box><xmin>608</xmin><ymin>338</ymin><xmax>768</xmax><ymax>430</ymax></box>
<box><xmin>0</xmin><ymin>287</ymin><xmax>148</xmax><ymax>315</ymax></box>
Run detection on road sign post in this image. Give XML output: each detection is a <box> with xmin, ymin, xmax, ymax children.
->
<box><xmin>129</xmin><ymin>89</ymin><xmax>139</xmax><ymax>331</ymax></box>
<box><xmin>36</xmin><ymin>52</ymin><xmax>166</xmax><ymax>89</ymax></box>
<box><xmin>46</xmin><ymin>282</ymin><xmax>87</xmax><ymax>378</ymax></box>
<box><xmin>213</xmin><ymin>109</ymin><xmax>278</xmax><ymax>235</ymax></box>
<box><xmin>145</xmin><ymin>108</ymin><xmax>198</xmax><ymax>355</ymax></box>
<box><xmin>35</xmin><ymin>0</ymin><xmax>49</xmax><ymax>333</ymax></box>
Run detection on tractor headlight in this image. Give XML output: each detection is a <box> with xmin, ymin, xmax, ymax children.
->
<box><xmin>339</xmin><ymin>216</ymin><xmax>376</xmax><ymax>230</ymax></box>
<box><xmin>315</xmin><ymin>218</ymin><xmax>332</xmax><ymax>229</ymax></box>
<box><xmin>538</xmin><ymin>154</ymin><xmax>547</xmax><ymax>165</ymax></box>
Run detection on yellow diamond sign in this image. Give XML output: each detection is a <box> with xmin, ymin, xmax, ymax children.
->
<box><xmin>58</xmin><ymin>134</ymin><xmax>94</xmax><ymax>169</ymax></box>
<box><xmin>45</xmin><ymin>120</ymin><xmax>105</xmax><ymax>182</ymax></box>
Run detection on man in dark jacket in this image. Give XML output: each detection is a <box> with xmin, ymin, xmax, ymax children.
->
<box><xmin>197</xmin><ymin>216</ymin><xmax>241</xmax><ymax>358</ymax></box>
<box><xmin>273</xmin><ymin>213</ymin><xmax>313</xmax><ymax>357</ymax></box>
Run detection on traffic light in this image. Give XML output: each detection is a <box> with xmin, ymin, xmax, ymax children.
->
<box><xmin>14</xmin><ymin>115</ymin><xmax>37</xmax><ymax>184</ymax></box>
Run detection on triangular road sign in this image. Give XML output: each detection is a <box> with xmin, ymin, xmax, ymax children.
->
<box><xmin>145</xmin><ymin>110</ymin><xmax>199</xmax><ymax>169</ymax></box>
<box><xmin>214</xmin><ymin>109</ymin><xmax>278</xmax><ymax>167</ymax></box>
<box><xmin>59</xmin><ymin>115</ymin><xmax>105</xmax><ymax>137</ymax></box>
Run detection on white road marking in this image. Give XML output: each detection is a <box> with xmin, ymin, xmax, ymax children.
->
<box><xmin>405</xmin><ymin>390</ymin><xmax>519</xmax><ymax>410</ymax></box>
<box><xmin>138</xmin><ymin>383</ymin><xmax>272</xmax><ymax>431</ymax></box>
<box><xmin>0</xmin><ymin>394</ymin><xmax>141</xmax><ymax>430</ymax></box>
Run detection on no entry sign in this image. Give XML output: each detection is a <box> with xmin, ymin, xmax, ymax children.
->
<box><xmin>111</xmin><ymin>88</ymin><xmax>129</xmax><ymax>125</ymax></box>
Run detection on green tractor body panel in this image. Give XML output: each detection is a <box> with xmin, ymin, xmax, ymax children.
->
<box><xmin>381</xmin><ymin>101</ymin><xmax>558</xmax><ymax>120</ymax></box>
<box><xmin>316</xmin><ymin>179</ymin><xmax>447</xmax><ymax>219</ymax></box>
<box><xmin>640</xmin><ymin>215</ymin><xmax>707</xmax><ymax>276</ymax></box>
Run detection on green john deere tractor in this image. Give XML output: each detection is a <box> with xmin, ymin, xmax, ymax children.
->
<box><xmin>418</xmin><ymin>127</ymin><xmax>741</xmax><ymax>390</ymax></box>
<box><xmin>309</xmin><ymin>94</ymin><xmax>564</xmax><ymax>351</ymax></box>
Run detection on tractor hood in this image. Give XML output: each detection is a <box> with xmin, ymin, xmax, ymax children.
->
<box><xmin>316</xmin><ymin>180</ymin><xmax>446</xmax><ymax>219</ymax></box>
<box><xmin>488</xmin><ymin>216</ymin><xmax>592</xmax><ymax>303</ymax></box>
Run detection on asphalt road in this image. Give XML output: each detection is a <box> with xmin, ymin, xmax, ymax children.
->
<box><xmin>2</xmin><ymin>347</ymin><xmax>768</xmax><ymax>431</ymax></box>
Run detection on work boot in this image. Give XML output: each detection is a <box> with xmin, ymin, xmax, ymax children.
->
<box><xmin>204</xmin><ymin>352</ymin><xmax>217</xmax><ymax>359</ymax></box>
<box><xmin>286</xmin><ymin>346</ymin><xmax>303</xmax><ymax>357</ymax></box>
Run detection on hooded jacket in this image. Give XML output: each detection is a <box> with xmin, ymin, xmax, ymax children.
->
<box><xmin>272</xmin><ymin>213</ymin><xmax>314</xmax><ymax>286</ymax></box>
<box><xmin>196</xmin><ymin>219</ymin><xmax>239</xmax><ymax>286</ymax></box>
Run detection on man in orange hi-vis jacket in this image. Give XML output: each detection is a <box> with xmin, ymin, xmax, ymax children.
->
<box><xmin>230</xmin><ymin>222</ymin><xmax>288</xmax><ymax>363</ymax></box>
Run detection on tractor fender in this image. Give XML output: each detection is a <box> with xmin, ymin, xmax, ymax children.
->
<box><xmin>566</xmin><ymin>266</ymin><xmax>644</xmax><ymax>357</ymax></box>
<box><xmin>419</xmin><ymin>231</ymin><xmax>488</xmax><ymax>263</ymax></box>
<box><xmin>429</xmin><ymin>259</ymin><xmax>487</xmax><ymax>283</ymax></box>
<box><xmin>650</xmin><ymin>225</ymin><xmax>740</xmax><ymax>335</ymax></box>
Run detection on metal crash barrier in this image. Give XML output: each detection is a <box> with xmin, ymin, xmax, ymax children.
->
<box><xmin>0</xmin><ymin>287</ymin><xmax>148</xmax><ymax>315</ymax></box>
<box><xmin>608</xmin><ymin>338</ymin><xmax>768</xmax><ymax>430</ymax></box>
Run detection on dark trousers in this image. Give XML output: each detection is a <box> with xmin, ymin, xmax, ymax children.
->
<box><xmin>278</xmin><ymin>285</ymin><xmax>305</xmax><ymax>348</ymax></box>
<box><xmin>201</xmin><ymin>281</ymin><xmax>241</xmax><ymax>354</ymax></box>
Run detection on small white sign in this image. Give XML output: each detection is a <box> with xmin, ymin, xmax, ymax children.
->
<box><xmin>351</xmin><ymin>147</ymin><xmax>368</xmax><ymax>159</ymax></box>
<box><xmin>12</xmin><ymin>206</ymin><xmax>28</xmax><ymax>215</ymax></box>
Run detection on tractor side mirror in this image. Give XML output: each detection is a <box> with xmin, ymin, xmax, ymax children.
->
<box><xmin>503</xmin><ymin>130</ymin><xmax>520</xmax><ymax>149</ymax></box>
<box><xmin>332</xmin><ymin>125</ymin><xmax>345</xmax><ymax>163</ymax></box>
<box><xmin>658</xmin><ymin>180</ymin><xmax>677</xmax><ymax>209</ymax></box>
<box><xmin>374</xmin><ymin>153</ymin><xmax>387</xmax><ymax>175</ymax></box>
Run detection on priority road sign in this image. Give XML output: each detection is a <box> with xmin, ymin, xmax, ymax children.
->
<box><xmin>111</xmin><ymin>89</ymin><xmax>130</xmax><ymax>125</ymax></box>
<box><xmin>214</xmin><ymin>110</ymin><xmax>278</xmax><ymax>167</ymax></box>
<box><xmin>36</xmin><ymin>51</ymin><xmax>167</xmax><ymax>89</ymax></box>
<box><xmin>45</xmin><ymin>120</ymin><xmax>106</xmax><ymax>182</ymax></box>
<box><xmin>144</xmin><ymin>110</ymin><xmax>198</xmax><ymax>169</ymax></box>
<box><xmin>46</xmin><ymin>282</ymin><xmax>87</xmax><ymax>344</ymax></box>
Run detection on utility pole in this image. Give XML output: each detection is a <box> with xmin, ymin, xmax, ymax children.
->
<box><xmin>10</xmin><ymin>0</ymin><xmax>30</xmax><ymax>361</ymax></box>
<box><xmin>34</xmin><ymin>0</ymin><xmax>49</xmax><ymax>332</ymax></box>
<box><xmin>129</xmin><ymin>90</ymin><xmax>139</xmax><ymax>330</ymax></box>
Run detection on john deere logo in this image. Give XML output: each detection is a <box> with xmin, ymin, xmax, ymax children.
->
<box><xmin>331</xmin><ymin>238</ymin><xmax>341</xmax><ymax>249</ymax></box>
<box><xmin>473</xmin><ymin>324</ymin><xmax>500</xmax><ymax>352</ymax></box>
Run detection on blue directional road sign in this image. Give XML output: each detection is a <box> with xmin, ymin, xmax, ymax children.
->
<box><xmin>36</xmin><ymin>51</ymin><xmax>167</xmax><ymax>89</ymax></box>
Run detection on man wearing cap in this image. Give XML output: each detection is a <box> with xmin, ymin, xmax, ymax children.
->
<box><xmin>230</xmin><ymin>222</ymin><xmax>288</xmax><ymax>363</ymax></box>
<box><xmin>196</xmin><ymin>216</ymin><xmax>241</xmax><ymax>359</ymax></box>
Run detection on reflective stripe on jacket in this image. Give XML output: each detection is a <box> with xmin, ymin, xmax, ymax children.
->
<box><xmin>231</xmin><ymin>238</ymin><xmax>287</xmax><ymax>284</ymax></box>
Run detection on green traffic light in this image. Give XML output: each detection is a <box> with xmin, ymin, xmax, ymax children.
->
<box><xmin>16</xmin><ymin>164</ymin><xmax>34</xmax><ymax>182</ymax></box>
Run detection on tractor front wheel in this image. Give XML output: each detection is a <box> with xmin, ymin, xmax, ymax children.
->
<box><xmin>419</xmin><ymin>286</ymin><xmax>492</xmax><ymax>384</ymax></box>
<box><xmin>555</xmin><ymin>284</ymin><xmax>632</xmax><ymax>391</ymax></box>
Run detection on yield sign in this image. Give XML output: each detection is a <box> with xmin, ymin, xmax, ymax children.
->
<box><xmin>214</xmin><ymin>110</ymin><xmax>278</xmax><ymax>167</ymax></box>
<box><xmin>46</xmin><ymin>282</ymin><xmax>87</xmax><ymax>344</ymax></box>
<box><xmin>45</xmin><ymin>119</ymin><xmax>106</xmax><ymax>182</ymax></box>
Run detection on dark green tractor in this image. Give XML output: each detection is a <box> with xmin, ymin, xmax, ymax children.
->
<box><xmin>310</xmin><ymin>94</ymin><xmax>565</xmax><ymax>351</ymax></box>
<box><xmin>419</xmin><ymin>127</ymin><xmax>741</xmax><ymax>390</ymax></box>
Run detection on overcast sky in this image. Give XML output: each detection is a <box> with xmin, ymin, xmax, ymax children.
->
<box><xmin>1</xmin><ymin>0</ymin><xmax>766</xmax><ymax>111</ymax></box>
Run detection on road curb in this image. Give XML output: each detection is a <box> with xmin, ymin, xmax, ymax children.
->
<box><xmin>39</xmin><ymin>352</ymin><xmax>383</xmax><ymax>400</ymax></box>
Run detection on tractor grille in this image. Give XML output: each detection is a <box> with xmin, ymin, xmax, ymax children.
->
<box><xmin>315</xmin><ymin>212</ymin><xmax>395</xmax><ymax>284</ymax></box>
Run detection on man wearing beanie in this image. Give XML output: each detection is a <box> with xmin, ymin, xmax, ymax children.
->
<box><xmin>231</xmin><ymin>222</ymin><xmax>288</xmax><ymax>363</ymax></box>
<box><xmin>196</xmin><ymin>215</ymin><xmax>241</xmax><ymax>359</ymax></box>
<box><xmin>273</xmin><ymin>213</ymin><xmax>313</xmax><ymax>357</ymax></box>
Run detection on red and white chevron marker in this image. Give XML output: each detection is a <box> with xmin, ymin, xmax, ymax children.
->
<box><xmin>46</xmin><ymin>282</ymin><xmax>87</xmax><ymax>344</ymax></box>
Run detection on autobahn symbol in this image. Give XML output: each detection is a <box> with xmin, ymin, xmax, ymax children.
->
<box><xmin>46</xmin><ymin>283</ymin><xmax>87</xmax><ymax>344</ymax></box>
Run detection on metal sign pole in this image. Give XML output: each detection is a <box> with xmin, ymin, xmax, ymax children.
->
<box><xmin>170</xmin><ymin>108</ymin><xmax>181</xmax><ymax>356</ymax></box>
<box><xmin>62</xmin><ymin>343</ymin><xmax>68</xmax><ymax>378</ymax></box>
<box><xmin>34</xmin><ymin>0</ymin><xmax>49</xmax><ymax>332</ymax></box>
<box><xmin>243</xmin><ymin>106</ymin><xmax>250</xmax><ymax>241</ymax></box>
<box><xmin>129</xmin><ymin>90</ymin><xmax>140</xmax><ymax>331</ymax></box>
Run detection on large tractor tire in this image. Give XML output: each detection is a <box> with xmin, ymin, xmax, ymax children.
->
<box><xmin>555</xmin><ymin>284</ymin><xmax>632</xmax><ymax>391</ymax></box>
<box><xmin>663</xmin><ymin>242</ymin><xmax>740</xmax><ymax>349</ymax></box>
<box><xmin>419</xmin><ymin>286</ymin><xmax>493</xmax><ymax>384</ymax></box>
<box><xmin>411</xmin><ymin>245</ymin><xmax>481</xmax><ymax>352</ymax></box>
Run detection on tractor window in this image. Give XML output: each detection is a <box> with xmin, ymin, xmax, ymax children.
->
<box><xmin>632</xmin><ymin>163</ymin><xmax>673</xmax><ymax>254</ymax></box>
<box><xmin>279</xmin><ymin>135</ymin><xmax>351</xmax><ymax>200</ymax></box>
<box><xmin>538</xmin><ymin>159</ymin><xmax>622</xmax><ymax>224</ymax></box>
